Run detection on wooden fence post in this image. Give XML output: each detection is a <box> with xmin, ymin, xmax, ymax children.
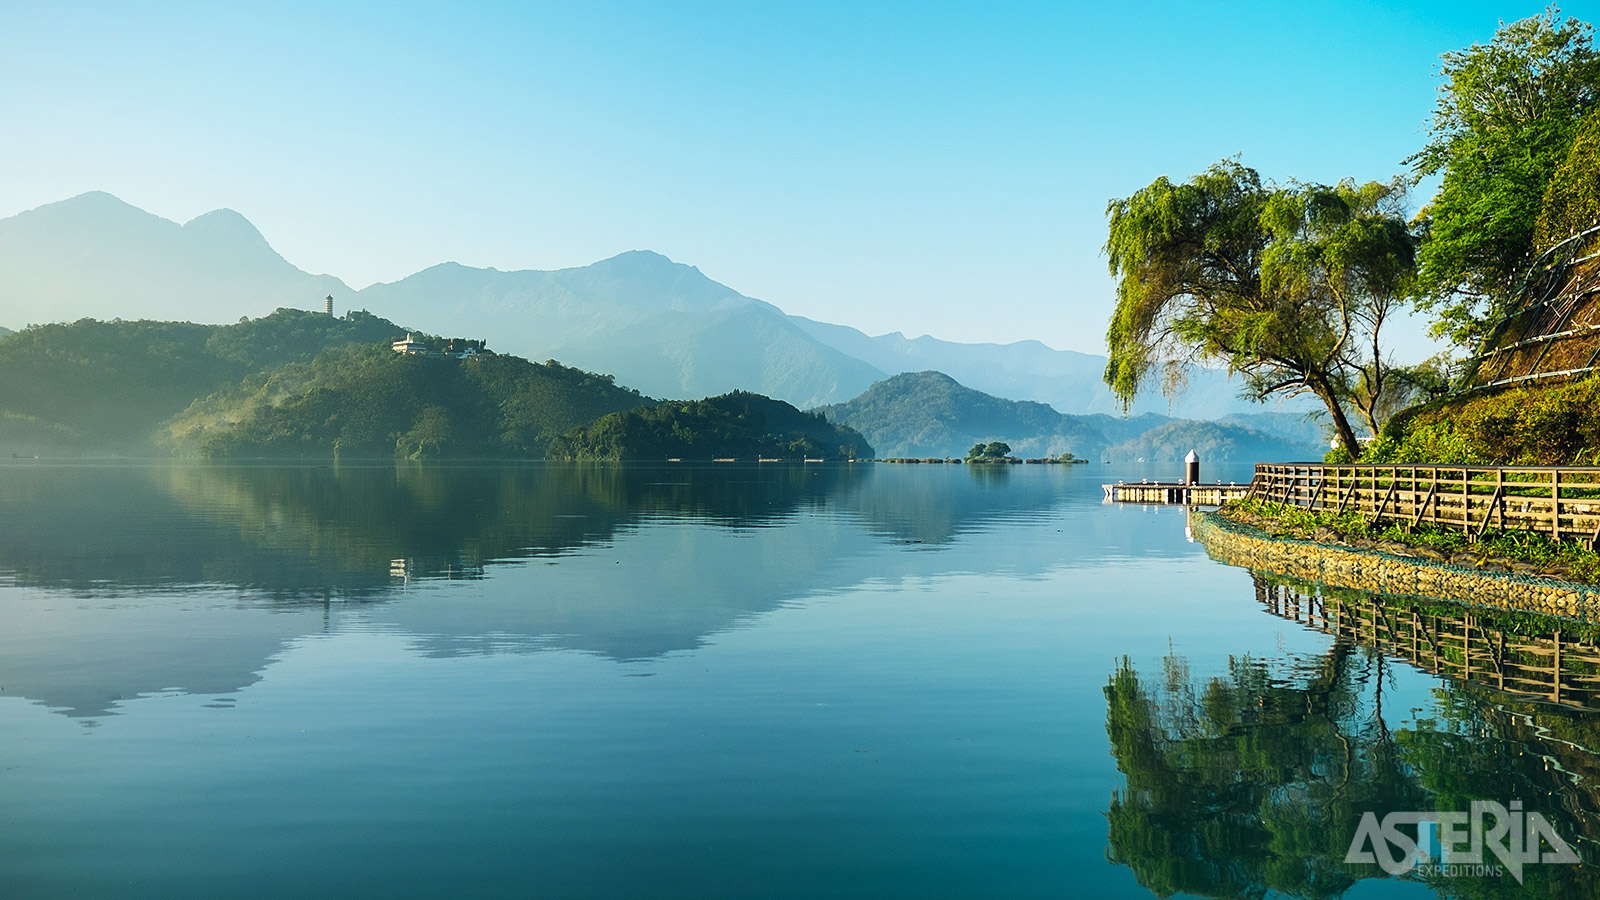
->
<box><xmin>1554</xmin><ymin>469</ymin><xmax>1562</xmax><ymax>543</ymax></box>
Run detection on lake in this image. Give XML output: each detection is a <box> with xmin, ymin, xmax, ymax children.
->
<box><xmin>0</xmin><ymin>461</ymin><xmax>1595</xmax><ymax>899</ymax></box>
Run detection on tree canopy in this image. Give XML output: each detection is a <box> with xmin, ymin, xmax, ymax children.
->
<box><xmin>965</xmin><ymin>441</ymin><xmax>1012</xmax><ymax>460</ymax></box>
<box><xmin>1535</xmin><ymin>106</ymin><xmax>1600</xmax><ymax>249</ymax></box>
<box><xmin>1411</xmin><ymin>9</ymin><xmax>1600</xmax><ymax>348</ymax></box>
<box><xmin>1104</xmin><ymin>161</ymin><xmax>1416</xmax><ymax>457</ymax></box>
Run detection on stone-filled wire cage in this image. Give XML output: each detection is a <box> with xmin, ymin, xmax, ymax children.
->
<box><xmin>1466</xmin><ymin>224</ymin><xmax>1600</xmax><ymax>391</ymax></box>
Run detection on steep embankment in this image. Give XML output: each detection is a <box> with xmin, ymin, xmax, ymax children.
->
<box><xmin>1374</xmin><ymin>376</ymin><xmax>1600</xmax><ymax>465</ymax></box>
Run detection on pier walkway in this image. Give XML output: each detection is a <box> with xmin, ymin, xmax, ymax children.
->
<box><xmin>1102</xmin><ymin>481</ymin><xmax>1252</xmax><ymax>505</ymax></box>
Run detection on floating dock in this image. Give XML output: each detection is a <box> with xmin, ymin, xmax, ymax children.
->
<box><xmin>1103</xmin><ymin>481</ymin><xmax>1251</xmax><ymax>505</ymax></box>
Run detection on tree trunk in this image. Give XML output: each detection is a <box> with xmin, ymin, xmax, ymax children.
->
<box><xmin>1310</xmin><ymin>375</ymin><xmax>1361</xmax><ymax>459</ymax></box>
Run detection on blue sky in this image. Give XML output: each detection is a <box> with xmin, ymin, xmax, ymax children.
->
<box><xmin>2</xmin><ymin>1</ymin><xmax>1593</xmax><ymax>355</ymax></box>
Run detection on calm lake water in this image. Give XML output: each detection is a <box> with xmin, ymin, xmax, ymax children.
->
<box><xmin>1</xmin><ymin>461</ymin><xmax>1596</xmax><ymax>899</ymax></box>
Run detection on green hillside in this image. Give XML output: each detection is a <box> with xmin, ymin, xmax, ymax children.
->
<box><xmin>167</xmin><ymin>345</ymin><xmax>649</xmax><ymax>459</ymax></box>
<box><xmin>549</xmin><ymin>391</ymin><xmax>872</xmax><ymax>461</ymax></box>
<box><xmin>0</xmin><ymin>309</ymin><xmax>411</xmax><ymax>454</ymax></box>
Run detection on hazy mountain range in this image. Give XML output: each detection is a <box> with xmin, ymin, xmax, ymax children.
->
<box><xmin>0</xmin><ymin>192</ymin><xmax>1310</xmax><ymax>420</ymax></box>
<box><xmin>0</xmin><ymin>192</ymin><xmax>346</xmax><ymax>325</ymax></box>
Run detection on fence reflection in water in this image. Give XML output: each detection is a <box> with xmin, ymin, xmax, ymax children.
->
<box><xmin>1254</xmin><ymin>573</ymin><xmax>1600</xmax><ymax>710</ymax></box>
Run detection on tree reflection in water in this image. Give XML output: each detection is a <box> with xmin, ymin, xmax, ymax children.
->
<box><xmin>1104</xmin><ymin>577</ymin><xmax>1600</xmax><ymax>898</ymax></box>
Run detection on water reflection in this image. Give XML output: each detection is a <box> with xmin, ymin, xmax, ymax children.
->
<box><xmin>0</xmin><ymin>462</ymin><xmax>872</xmax><ymax>597</ymax></box>
<box><xmin>1104</xmin><ymin>575</ymin><xmax>1600</xmax><ymax>898</ymax></box>
<box><xmin>0</xmin><ymin>461</ymin><xmax>1117</xmax><ymax>597</ymax></box>
<box><xmin>1254</xmin><ymin>575</ymin><xmax>1600</xmax><ymax>711</ymax></box>
<box><xmin>0</xmin><ymin>461</ymin><xmax>1107</xmax><ymax>718</ymax></box>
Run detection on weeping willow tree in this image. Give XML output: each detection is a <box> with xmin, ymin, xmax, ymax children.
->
<box><xmin>1103</xmin><ymin>160</ymin><xmax>1416</xmax><ymax>458</ymax></box>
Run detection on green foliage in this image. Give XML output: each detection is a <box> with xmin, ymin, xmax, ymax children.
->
<box><xmin>1412</xmin><ymin>9</ymin><xmax>1600</xmax><ymax>347</ymax></box>
<box><xmin>1374</xmin><ymin>375</ymin><xmax>1600</xmax><ymax>465</ymax></box>
<box><xmin>1104</xmin><ymin>159</ymin><xmax>1268</xmax><ymax>408</ymax></box>
<box><xmin>1104</xmin><ymin>161</ymin><xmax>1416</xmax><ymax>456</ymax></box>
<box><xmin>0</xmin><ymin>411</ymin><xmax>81</xmax><ymax>454</ymax></box>
<box><xmin>548</xmin><ymin>390</ymin><xmax>872</xmax><ymax>461</ymax></box>
<box><xmin>965</xmin><ymin>441</ymin><xmax>1011</xmax><ymax>460</ymax></box>
<box><xmin>1225</xmin><ymin>496</ymin><xmax>1372</xmax><ymax>538</ymax></box>
<box><xmin>1536</xmin><ymin>107</ymin><xmax>1600</xmax><ymax>248</ymax></box>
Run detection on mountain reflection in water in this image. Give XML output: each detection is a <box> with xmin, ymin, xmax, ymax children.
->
<box><xmin>0</xmin><ymin>461</ymin><xmax>1108</xmax><ymax>717</ymax></box>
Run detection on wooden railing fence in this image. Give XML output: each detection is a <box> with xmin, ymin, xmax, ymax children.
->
<box><xmin>1250</xmin><ymin>463</ymin><xmax>1600</xmax><ymax>549</ymax></box>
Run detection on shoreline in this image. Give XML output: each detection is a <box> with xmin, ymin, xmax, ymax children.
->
<box><xmin>1190</xmin><ymin>509</ymin><xmax>1600</xmax><ymax>621</ymax></box>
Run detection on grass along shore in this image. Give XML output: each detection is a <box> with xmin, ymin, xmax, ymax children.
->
<box><xmin>1219</xmin><ymin>496</ymin><xmax>1600</xmax><ymax>585</ymax></box>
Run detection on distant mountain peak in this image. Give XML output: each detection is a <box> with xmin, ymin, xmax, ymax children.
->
<box><xmin>886</xmin><ymin>370</ymin><xmax>960</xmax><ymax>386</ymax></box>
<box><xmin>583</xmin><ymin>249</ymin><xmax>697</xmax><ymax>277</ymax></box>
<box><xmin>603</xmin><ymin>249</ymin><xmax>676</xmax><ymax>264</ymax></box>
<box><xmin>62</xmin><ymin>190</ymin><xmax>126</xmax><ymax>206</ymax></box>
<box><xmin>183</xmin><ymin>208</ymin><xmax>269</xmax><ymax>245</ymax></box>
<box><xmin>25</xmin><ymin>190</ymin><xmax>156</xmax><ymax>224</ymax></box>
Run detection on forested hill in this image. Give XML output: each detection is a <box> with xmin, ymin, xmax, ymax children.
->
<box><xmin>169</xmin><ymin>345</ymin><xmax>648</xmax><ymax>459</ymax></box>
<box><xmin>0</xmin><ymin>308</ymin><xmax>651</xmax><ymax>458</ymax></box>
<box><xmin>0</xmin><ymin>309</ymin><xmax>406</xmax><ymax>453</ymax></box>
<box><xmin>814</xmin><ymin>371</ymin><xmax>1159</xmax><ymax>460</ymax></box>
<box><xmin>816</xmin><ymin>370</ymin><xmax>1321</xmax><ymax>461</ymax></box>
<box><xmin>549</xmin><ymin>391</ymin><xmax>872</xmax><ymax>461</ymax></box>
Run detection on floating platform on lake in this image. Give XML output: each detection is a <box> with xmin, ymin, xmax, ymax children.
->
<box><xmin>1103</xmin><ymin>481</ymin><xmax>1251</xmax><ymax>505</ymax></box>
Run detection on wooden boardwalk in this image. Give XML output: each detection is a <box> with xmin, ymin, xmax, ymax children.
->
<box><xmin>1251</xmin><ymin>462</ymin><xmax>1600</xmax><ymax>548</ymax></box>
<box><xmin>1103</xmin><ymin>481</ymin><xmax>1252</xmax><ymax>505</ymax></box>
